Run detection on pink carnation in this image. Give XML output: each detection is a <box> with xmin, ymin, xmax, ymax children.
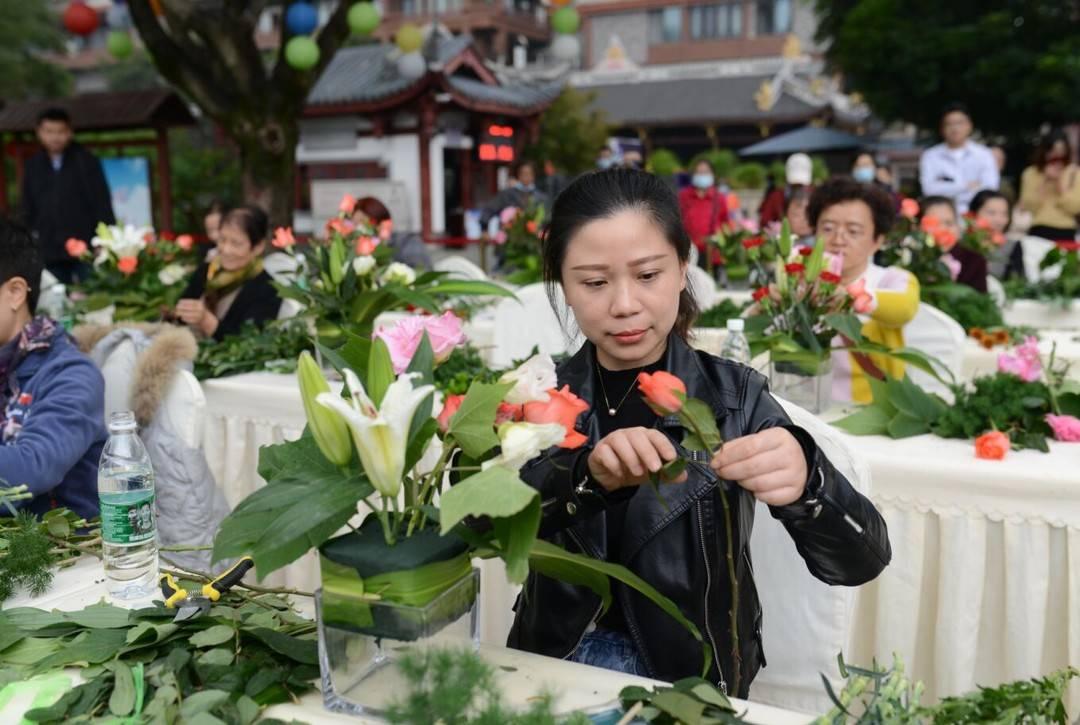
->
<box><xmin>373</xmin><ymin>311</ymin><xmax>466</xmax><ymax>374</ymax></box>
<box><xmin>1046</xmin><ymin>414</ymin><xmax>1080</xmax><ymax>442</ymax></box>
<box><xmin>997</xmin><ymin>336</ymin><xmax>1042</xmax><ymax>383</ymax></box>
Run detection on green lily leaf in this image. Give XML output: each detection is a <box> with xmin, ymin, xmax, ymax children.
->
<box><xmin>832</xmin><ymin>405</ymin><xmax>892</xmax><ymax>436</ymax></box>
<box><xmin>447</xmin><ymin>381</ymin><xmax>513</xmax><ymax>458</ymax></box>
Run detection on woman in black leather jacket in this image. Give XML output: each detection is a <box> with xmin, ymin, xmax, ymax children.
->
<box><xmin>507</xmin><ymin>168</ymin><xmax>891</xmax><ymax>698</ymax></box>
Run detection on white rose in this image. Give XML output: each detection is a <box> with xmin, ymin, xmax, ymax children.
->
<box><xmin>352</xmin><ymin>255</ymin><xmax>376</xmax><ymax>276</ymax></box>
<box><xmin>499</xmin><ymin>353</ymin><xmax>558</xmax><ymax>404</ymax></box>
<box><xmin>900</xmin><ymin>248</ymin><xmax>913</xmax><ymax>266</ymax></box>
<box><xmin>381</xmin><ymin>262</ymin><xmax>416</xmax><ymax>286</ymax></box>
<box><xmin>157</xmin><ymin>263</ymin><xmax>188</xmax><ymax>286</ymax></box>
<box><xmin>483</xmin><ymin>422</ymin><xmax>565</xmax><ymax>471</ymax></box>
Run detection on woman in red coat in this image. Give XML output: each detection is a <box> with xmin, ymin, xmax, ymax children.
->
<box><xmin>678</xmin><ymin>159</ymin><xmax>729</xmax><ymax>268</ymax></box>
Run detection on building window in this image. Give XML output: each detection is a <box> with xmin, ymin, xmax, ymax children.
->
<box><xmin>689</xmin><ymin>2</ymin><xmax>742</xmax><ymax>40</ymax></box>
<box><xmin>757</xmin><ymin>0</ymin><xmax>792</xmax><ymax>35</ymax></box>
<box><xmin>648</xmin><ymin>7</ymin><xmax>683</xmax><ymax>44</ymax></box>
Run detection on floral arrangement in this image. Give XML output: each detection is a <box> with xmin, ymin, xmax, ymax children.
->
<box><xmin>707</xmin><ymin>217</ymin><xmax>760</xmax><ymax>280</ymax></box>
<box><xmin>959</xmin><ymin>212</ymin><xmax>1007</xmax><ymax>256</ymax></box>
<box><xmin>66</xmin><ymin>223</ymin><xmax>199</xmax><ymax>322</ymax></box>
<box><xmin>878</xmin><ymin>200</ymin><xmax>961</xmax><ymax>288</ymax></box>
<box><xmin>493</xmin><ymin>204</ymin><xmax>546</xmax><ymax>285</ymax></box>
<box><xmin>272</xmin><ymin>194</ymin><xmax>512</xmax><ymax>345</ymax></box>
<box><xmin>212</xmin><ymin>315</ymin><xmax>708</xmax><ymax>668</ymax></box>
<box><xmin>1004</xmin><ymin>241</ymin><xmax>1080</xmax><ymax>306</ymax></box>
<box><xmin>836</xmin><ymin>337</ymin><xmax>1080</xmax><ymax>456</ymax></box>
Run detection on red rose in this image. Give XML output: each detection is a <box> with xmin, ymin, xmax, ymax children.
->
<box><xmin>752</xmin><ymin>286</ymin><xmax>770</xmax><ymax>301</ymax></box>
<box><xmin>819</xmin><ymin>271</ymin><xmax>841</xmax><ymax>284</ymax></box>
<box><xmin>975</xmin><ymin>430</ymin><xmax>1010</xmax><ymax>461</ymax></box>
<box><xmin>1057</xmin><ymin>241</ymin><xmax>1080</xmax><ymax>253</ymax></box>
<box><xmin>785</xmin><ymin>263</ymin><xmax>805</xmax><ymax>275</ymax></box>
<box><xmin>636</xmin><ymin>371</ymin><xmax>687</xmax><ymax>416</ymax></box>
<box><xmin>797</xmin><ymin>246</ymin><xmax>813</xmax><ymax>257</ymax></box>
<box><xmin>522</xmin><ymin>385</ymin><xmax>589</xmax><ymax>448</ymax></box>
<box><xmin>741</xmin><ymin>236</ymin><xmax>764</xmax><ymax>249</ymax></box>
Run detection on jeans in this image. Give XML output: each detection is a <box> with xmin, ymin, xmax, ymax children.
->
<box><xmin>569</xmin><ymin>627</ymin><xmax>650</xmax><ymax>677</ymax></box>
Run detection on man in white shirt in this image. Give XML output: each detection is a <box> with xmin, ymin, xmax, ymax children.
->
<box><xmin>918</xmin><ymin>103</ymin><xmax>999</xmax><ymax>213</ymax></box>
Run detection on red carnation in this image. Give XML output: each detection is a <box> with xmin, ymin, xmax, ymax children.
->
<box><xmin>797</xmin><ymin>246</ymin><xmax>813</xmax><ymax>257</ymax></box>
<box><xmin>741</xmin><ymin>236</ymin><xmax>764</xmax><ymax>249</ymax></box>
<box><xmin>819</xmin><ymin>271</ymin><xmax>841</xmax><ymax>284</ymax></box>
<box><xmin>785</xmin><ymin>263</ymin><xmax>805</xmax><ymax>275</ymax></box>
<box><xmin>752</xmin><ymin>286</ymin><xmax>770</xmax><ymax>301</ymax></box>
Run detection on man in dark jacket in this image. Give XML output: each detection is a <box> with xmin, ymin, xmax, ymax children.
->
<box><xmin>0</xmin><ymin>217</ymin><xmax>106</xmax><ymax>520</ymax></box>
<box><xmin>20</xmin><ymin>108</ymin><xmax>116</xmax><ymax>285</ymax></box>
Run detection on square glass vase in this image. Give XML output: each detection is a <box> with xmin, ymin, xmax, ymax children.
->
<box><xmin>316</xmin><ymin>568</ymin><xmax>480</xmax><ymax>719</ymax></box>
<box><xmin>769</xmin><ymin>355</ymin><xmax>833</xmax><ymax>414</ymax></box>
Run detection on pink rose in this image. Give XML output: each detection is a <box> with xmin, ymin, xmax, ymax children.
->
<box><xmin>422</xmin><ymin>311</ymin><xmax>467</xmax><ymax>364</ymax></box>
<box><xmin>739</xmin><ymin>218</ymin><xmax>760</xmax><ymax>233</ymax></box>
<box><xmin>900</xmin><ymin>198</ymin><xmax>919</xmax><ymax>219</ymax></box>
<box><xmin>355</xmin><ymin>235</ymin><xmax>379</xmax><ymax>256</ymax></box>
<box><xmin>499</xmin><ymin>206</ymin><xmax>519</xmax><ymax>226</ymax></box>
<box><xmin>373</xmin><ymin>312</ymin><xmax>466</xmax><ymax>374</ymax></box>
<box><xmin>272</xmin><ymin>227</ymin><xmax>296</xmax><ymax>249</ymax></box>
<box><xmin>845</xmin><ymin>278</ymin><xmax>867</xmax><ymax>298</ymax></box>
<box><xmin>997</xmin><ymin>336</ymin><xmax>1042</xmax><ymax>382</ymax></box>
<box><xmin>378</xmin><ymin>219</ymin><xmax>393</xmax><ymax>241</ymax></box>
<box><xmin>492</xmin><ymin>231</ymin><xmax>508</xmax><ymax>245</ymax></box>
<box><xmin>176</xmin><ymin>234</ymin><xmax>194</xmax><ymax>251</ymax></box>
<box><xmin>1046</xmin><ymin>414</ymin><xmax>1080</xmax><ymax>442</ymax></box>
<box><xmin>941</xmin><ymin>253</ymin><xmax>962</xmax><ymax>281</ymax></box>
<box><xmin>339</xmin><ymin>193</ymin><xmax>357</xmax><ymax>214</ymax></box>
<box><xmin>853</xmin><ymin>293</ymin><xmax>875</xmax><ymax>314</ymax></box>
<box><xmin>65</xmin><ymin>238</ymin><xmax>88</xmax><ymax>258</ymax></box>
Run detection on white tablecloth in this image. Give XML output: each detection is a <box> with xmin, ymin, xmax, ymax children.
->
<box><xmin>1003</xmin><ymin>299</ymin><xmax>1080</xmax><ymax>330</ymax></box>
<box><xmin>3</xmin><ymin>560</ymin><xmax>808</xmax><ymax>725</ymax></box>
<box><xmin>834</xmin><ymin>429</ymin><xmax>1080</xmax><ymax>715</ymax></box>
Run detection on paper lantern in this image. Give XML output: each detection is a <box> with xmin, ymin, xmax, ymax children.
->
<box><xmin>396</xmin><ymin>51</ymin><xmax>426</xmax><ymax>81</ymax></box>
<box><xmin>550</xmin><ymin>33</ymin><xmax>580</xmax><ymax>62</ymax></box>
<box><xmin>63</xmin><ymin>1</ymin><xmax>99</xmax><ymax>36</ymax></box>
<box><xmin>285</xmin><ymin>36</ymin><xmax>320</xmax><ymax>71</ymax></box>
<box><xmin>395</xmin><ymin>24</ymin><xmax>424</xmax><ymax>54</ymax></box>
<box><xmin>551</xmin><ymin>7</ymin><xmax>580</xmax><ymax>34</ymax></box>
<box><xmin>348</xmin><ymin>2</ymin><xmax>381</xmax><ymax>36</ymax></box>
<box><xmin>285</xmin><ymin>2</ymin><xmax>319</xmax><ymax>36</ymax></box>
<box><xmin>106</xmin><ymin>31</ymin><xmax>134</xmax><ymax>59</ymax></box>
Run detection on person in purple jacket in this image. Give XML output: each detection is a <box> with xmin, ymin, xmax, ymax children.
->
<box><xmin>0</xmin><ymin>217</ymin><xmax>105</xmax><ymax>520</ymax></box>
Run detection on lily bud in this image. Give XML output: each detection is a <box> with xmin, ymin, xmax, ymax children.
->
<box><xmin>297</xmin><ymin>351</ymin><xmax>353</xmax><ymax>466</ymax></box>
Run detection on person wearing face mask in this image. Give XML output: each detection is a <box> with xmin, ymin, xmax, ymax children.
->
<box><xmin>678</xmin><ymin>159</ymin><xmax>729</xmax><ymax>270</ymax></box>
<box><xmin>852</xmin><ymin>152</ymin><xmax>901</xmax><ymax>210</ymax></box>
<box><xmin>808</xmin><ymin>178</ymin><xmax>919</xmax><ymax>404</ymax></box>
<box><xmin>597</xmin><ymin>147</ymin><xmax>616</xmax><ymax>170</ymax></box>
<box><xmin>479</xmin><ymin>160</ymin><xmax>550</xmax><ymax>229</ymax></box>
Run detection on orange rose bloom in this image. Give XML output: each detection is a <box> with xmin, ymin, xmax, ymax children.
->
<box><xmin>437</xmin><ymin>394</ymin><xmax>464</xmax><ymax>432</ymax></box>
<box><xmin>117</xmin><ymin>256</ymin><xmax>139</xmax><ymax>276</ymax></box>
<box><xmin>65</xmin><ymin>238</ymin><xmax>88</xmax><ymax>258</ymax></box>
<box><xmin>636</xmin><ymin>370</ymin><xmax>687</xmax><ymax>415</ymax></box>
<box><xmin>522</xmin><ymin>385</ymin><xmax>589</xmax><ymax>448</ymax></box>
<box><xmin>974</xmin><ymin>431</ymin><xmax>1010</xmax><ymax>460</ymax></box>
<box><xmin>900</xmin><ymin>198</ymin><xmax>919</xmax><ymax>219</ymax></box>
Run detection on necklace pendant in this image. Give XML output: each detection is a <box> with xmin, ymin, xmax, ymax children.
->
<box><xmin>608</xmin><ymin>407</ymin><xmax>617</xmax><ymax>416</ymax></box>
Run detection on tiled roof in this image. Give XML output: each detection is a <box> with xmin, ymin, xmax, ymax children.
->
<box><xmin>0</xmin><ymin>89</ymin><xmax>194</xmax><ymax>133</ymax></box>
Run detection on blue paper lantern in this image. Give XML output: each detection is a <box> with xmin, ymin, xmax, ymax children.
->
<box><xmin>285</xmin><ymin>2</ymin><xmax>318</xmax><ymax>36</ymax></box>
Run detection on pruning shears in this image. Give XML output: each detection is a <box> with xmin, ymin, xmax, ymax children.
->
<box><xmin>159</xmin><ymin>557</ymin><xmax>255</xmax><ymax>622</ymax></box>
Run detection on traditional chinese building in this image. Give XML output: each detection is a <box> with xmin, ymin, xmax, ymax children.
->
<box><xmin>298</xmin><ymin>33</ymin><xmax>564</xmax><ymax>242</ymax></box>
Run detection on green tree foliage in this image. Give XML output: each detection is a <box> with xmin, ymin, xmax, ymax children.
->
<box><xmin>169</xmin><ymin>127</ymin><xmax>242</xmax><ymax>233</ymax></box>
<box><xmin>647</xmin><ymin>148</ymin><xmax>683</xmax><ymax>177</ymax></box>
<box><xmin>813</xmin><ymin>0</ymin><xmax>1080</xmax><ymax>138</ymax></box>
<box><xmin>0</xmin><ymin>0</ymin><xmax>71</xmax><ymax>100</ymax></box>
<box><xmin>527</xmin><ymin>87</ymin><xmax>610</xmax><ymax>176</ymax></box>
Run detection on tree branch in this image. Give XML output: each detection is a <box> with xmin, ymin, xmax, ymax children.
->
<box><xmin>271</xmin><ymin>0</ymin><xmax>355</xmax><ymax>110</ymax></box>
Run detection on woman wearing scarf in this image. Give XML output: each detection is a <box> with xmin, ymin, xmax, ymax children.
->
<box><xmin>0</xmin><ymin>217</ymin><xmax>106</xmax><ymax>520</ymax></box>
<box><xmin>177</xmin><ymin>205</ymin><xmax>280</xmax><ymax>341</ymax></box>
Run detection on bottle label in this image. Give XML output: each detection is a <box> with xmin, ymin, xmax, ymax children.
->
<box><xmin>100</xmin><ymin>492</ymin><xmax>156</xmax><ymax>545</ymax></box>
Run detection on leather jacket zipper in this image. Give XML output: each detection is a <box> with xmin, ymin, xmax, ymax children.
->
<box><xmin>696</xmin><ymin>501</ymin><xmax>727</xmax><ymax>694</ymax></box>
<box><xmin>562</xmin><ymin>528</ymin><xmax>604</xmax><ymax>661</ymax></box>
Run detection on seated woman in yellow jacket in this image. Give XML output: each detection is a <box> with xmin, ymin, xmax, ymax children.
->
<box><xmin>1018</xmin><ymin>129</ymin><xmax>1080</xmax><ymax>242</ymax></box>
<box><xmin>807</xmin><ymin>178</ymin><xmax>920</xmax><ymax>404</ymax></box>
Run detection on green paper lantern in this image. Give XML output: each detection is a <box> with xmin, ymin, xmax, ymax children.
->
<box><xmin>285</xmin><ymin>36</ymin><xmax>320</xmax><ymax>71</ymax></box>
<box><xmin>348</xmin><ymin>2</ymin><xmax>381</xmax><ymax>36</ymax></box>
<box><xmin>106</xmin><ymin>30</ymin><xmax>134</xmax><ymax>59</ymax></box>
<box><xmin>551</xmin><ymin>7</ymin><xmax>580</xmax><ymax>35</ymax></box>
<box><xmin>396</xmin><ymin>24</ymin><xmax>424</xmax><ymax>53</ymax></box>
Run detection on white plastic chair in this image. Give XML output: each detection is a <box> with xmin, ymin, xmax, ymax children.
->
<box><xmin>904</xmin><ymin>303</ymin><xmax>965</xmax><ymax>397</ymax></box>
<box><xmin>159</xmin><ymin>369</ymin><xmax>207</xmax><ymax>450</ymax></box>
<box><xmin>433</xmin><ymin>255</ymin><xmax>489</xmax><ymax>281</ymax></box>
<box><xmin>748</xmin><ymin>396</ymin><xmax>872</xmax><ymax>714</ymax></box>
<box><xmin>487</xmin><ymin>283</ymin><xmax>580</xmax><ymax>368</ymax></box>
<box><xmin>686</xmin><ymin>264</ymin><xmax>719</xmax><ymax>311</ymax></box>
<box><xmin>1019</xmin><ymin>235</ymin><xmax>1059</xmax><ymax>283</ymax></box>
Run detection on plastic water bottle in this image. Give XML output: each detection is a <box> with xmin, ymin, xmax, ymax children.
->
<box><xmin>719</xmin><ymin>318</ymin><xmax>751</xmax><ymax>365</ymax></box>
<box><xmin>98</xmin><ymin>411</ymin><xmax>159</xmax><ymax>600</ymax></box>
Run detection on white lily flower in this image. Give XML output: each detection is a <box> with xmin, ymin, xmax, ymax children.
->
<box><xmin>499</xmin><ymin>353</ymin><xmax>558</xmax><ymax>404</ymax></box>
<box><xmin>316</xmin><ymin>369</ymin><xmax>434</xmax><ymax>498</ymax></box>
<box><xmin>92</xmin><ymin>223</ymin><xmax>152</xmax><ymax>260</ymax></box>
<box><xmin>483</xmin><ymin>422</ymin><xmax>565</xmax><ymax>471</ymax></box>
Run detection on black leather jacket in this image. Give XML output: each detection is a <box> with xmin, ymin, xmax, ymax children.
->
<box><xmin>507</xmin><ymin>335</ymin><xmax>891</xmax><ymax>697</ymax></box>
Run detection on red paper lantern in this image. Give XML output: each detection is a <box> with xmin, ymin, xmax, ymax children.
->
<box><xmin>63</xmin><ymin>1</ymin><xmax>100</xmax><ymax>37</ymax></box>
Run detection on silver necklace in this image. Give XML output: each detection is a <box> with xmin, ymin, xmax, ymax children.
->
<box><xmin>596</xmin><ymin>361</ymin><xmax>640</xmax><ymax>416</ymax></box>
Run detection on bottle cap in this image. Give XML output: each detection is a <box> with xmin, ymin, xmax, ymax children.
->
<box><xmin>726</xmin><ymin>318</ymin><xmax>745</xmax><ymax>332</ymax></box>
<box><xmin>108</xmin><ymin>410</ymin><xmax>137</xmax><ymax>433</ymax></box>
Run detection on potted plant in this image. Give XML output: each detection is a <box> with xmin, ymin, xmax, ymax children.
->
<box><xmin>212</xmin><ymin>314</ymin><xmax>709</xmax><ymax>718</ymax></box>
<box><xmin>492</xmin><ymin>204</ymin><xmax>546</xmax><ymax>286</ymax></box>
